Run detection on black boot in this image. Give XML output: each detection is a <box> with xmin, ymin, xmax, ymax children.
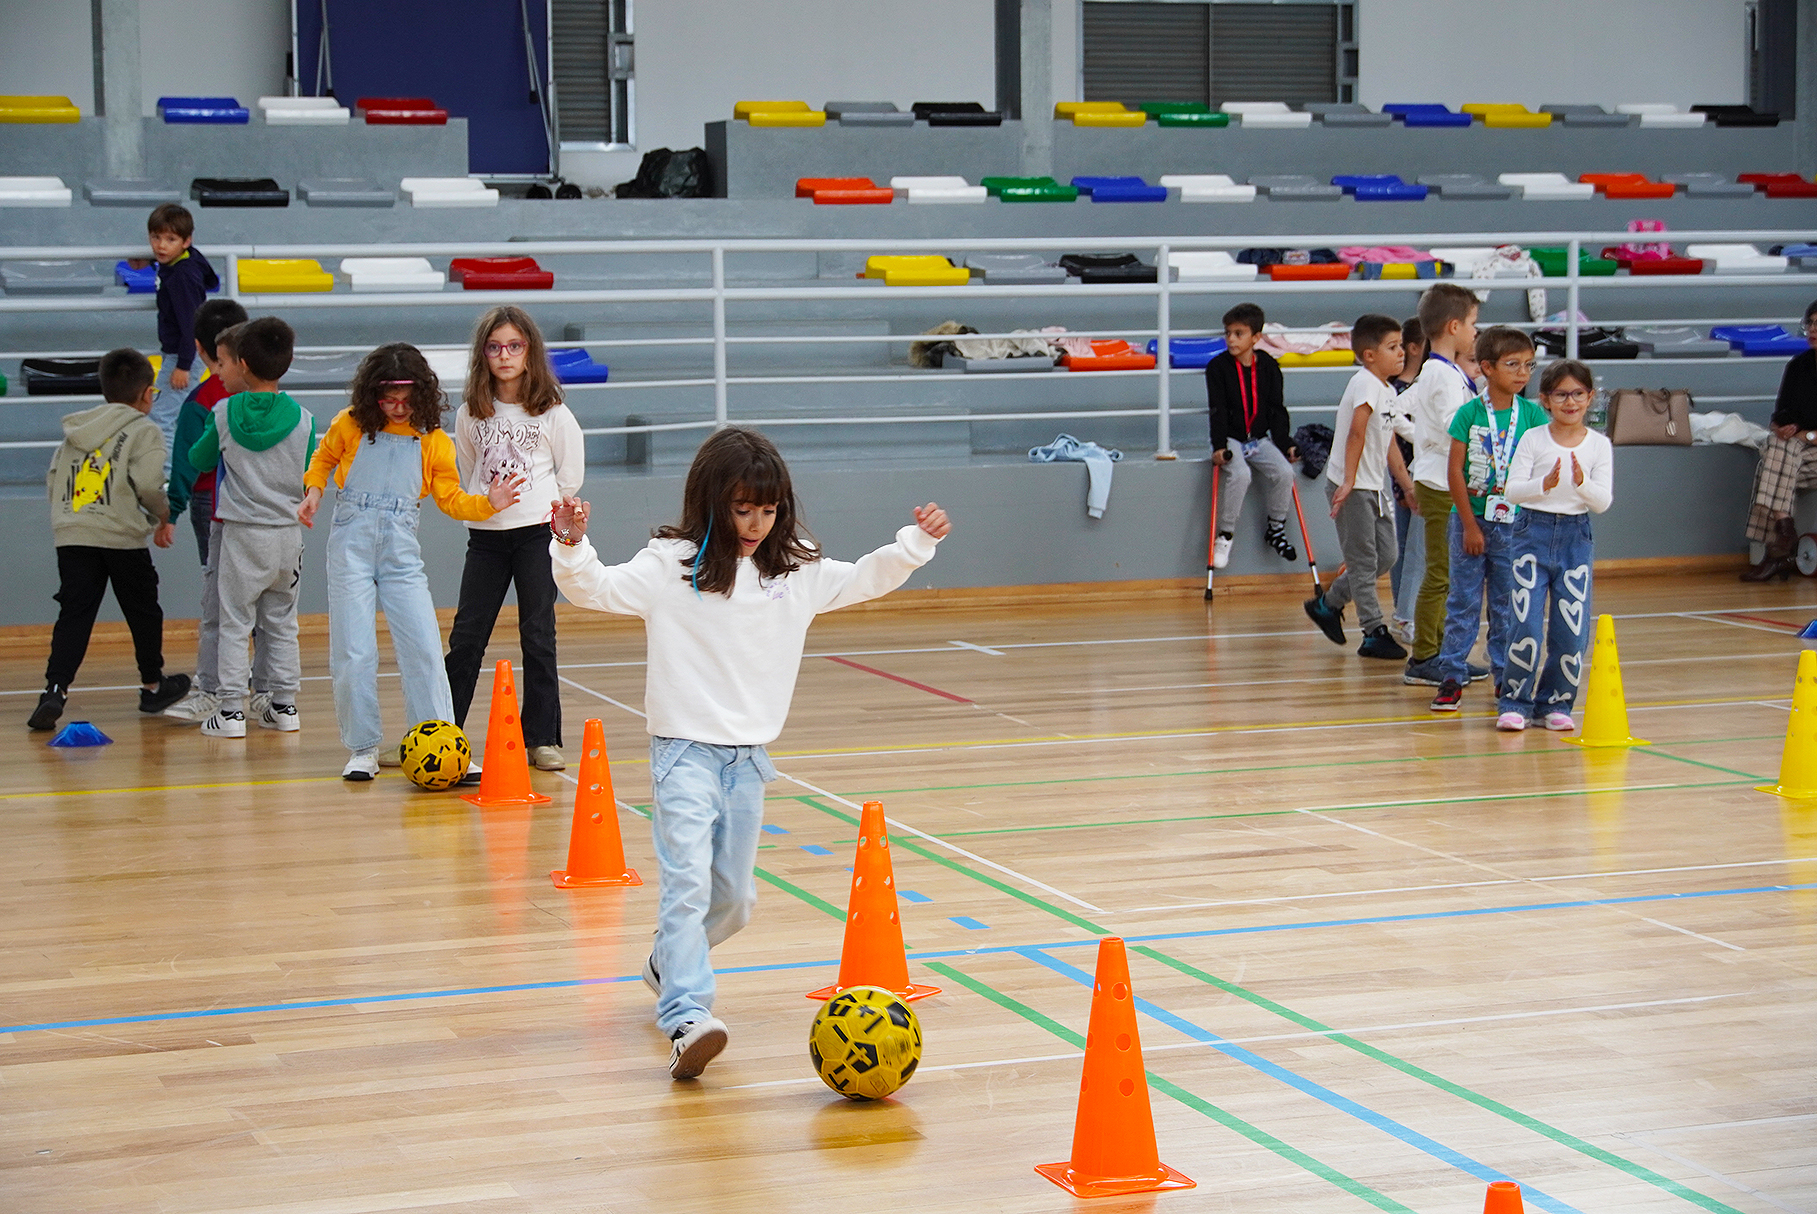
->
<box><xmin>1742</xmin><ymin>517</ymin><xmax>1797</xmax><ymax>582</ymax></box>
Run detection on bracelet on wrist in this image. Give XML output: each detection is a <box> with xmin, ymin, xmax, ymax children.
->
<box><xmin>551</xmin><ymin>525</ymin><xmax>581</xmax><ymax>547</ymax></box>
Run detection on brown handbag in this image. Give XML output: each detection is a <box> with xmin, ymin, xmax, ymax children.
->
<box><xmin>1607</xmin><ymin>388</ymin><xmax>1692</xmax><ymax>445</ymax></box>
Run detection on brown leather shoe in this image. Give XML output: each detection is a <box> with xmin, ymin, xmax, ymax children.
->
<box><xmin>1742</xmin><ymin>517</ymin><xmax>1797</xmax><ymax>582</ymax></box>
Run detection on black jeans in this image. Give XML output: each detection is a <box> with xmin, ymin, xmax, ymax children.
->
<box><xmin>47</xmin><ymin>545</ymin><xmax>165</xmax><ymax>688</ymax></box>
<box><xmin>444</xmin><ymin>524</ymin><xmax>562</xmax><ymax>748</ymax></box>
<box><xmin>187</xmin><ymin>483</ymin><xmax>213</xmax><ymax>567</ymax></box>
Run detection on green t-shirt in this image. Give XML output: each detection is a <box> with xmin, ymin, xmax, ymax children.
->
<box><xmin>1447</xmin><ymin>394</ymin><xmax>1550</xmax><ymax>515</ymax></box>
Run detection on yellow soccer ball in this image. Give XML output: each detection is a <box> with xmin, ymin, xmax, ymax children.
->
<box><xmin>398</xmin><ymin>720</ymin><xmax>471</xmax><ymax>790</ymax></box>
<box><xmin>809</xmin><ymin>985</ymin><xmax>923</xmax><ymax>1101</ymax></box>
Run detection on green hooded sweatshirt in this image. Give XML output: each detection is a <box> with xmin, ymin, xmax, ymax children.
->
<box><xmin>190</xmin><ymin>391</ymin><xmax>317</xmax><ymax>527</ymax></box>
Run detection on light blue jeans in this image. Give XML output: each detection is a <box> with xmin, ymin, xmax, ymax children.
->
<box><xmin>1437</xmin><ymin>513</ymin><xmax>1514</xmax><ymax>686</ymax></box>
<box><xmin>148</xmin><ymin>356</ymin><xmax>182</xmax><ymax>479</ymax></box>
<box><xmin>649</xmin><ymin>736</ymin><xmax>776</xmax><ymax>1034</ymax></box>
<box><xmin>327</xmin><ymin>492</ymin><xmax>455</xmax><ymax>754</ymax></box>
<box><xmin>1499</xmin><ymin>510</ymin><xmax>1595</xmax><ymax>719</ymax></box>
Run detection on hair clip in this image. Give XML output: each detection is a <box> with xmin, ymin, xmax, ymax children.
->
<box><xmin>381</xmin><ymin>379</ymin><xmax>414</xmax><ymax>385</ymax></box>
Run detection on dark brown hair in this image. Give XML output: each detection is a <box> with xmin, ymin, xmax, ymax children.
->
<box><xmin>348</xmin><ymin>343</ymin><xmax>446</xmax><ymax>436</ymax></box>
<box><xmin>194</xmin><ymin>298</ymin><xmax>248</xmax><ymax>357</ymax></box>
<box><xmin>234</xmin><ymin>316</ymin><xmax>294</xmax><ymax>382</ymax></box>
<box><xmin>1222</xmin><ymin>302</ymin><xmax>1265</xmax><ymax>333</ymax></box>
<box><xmin>1539</xmin><ymin>359</ymin><xmax>1594</xmax><ymax>396</ymax></box>
<box><xmin>1416</xmin><ymin>282</ymin><xmax>1479</xmax><ymax>341</ymax></box>
<box><xmin>656</xmin><ymin>427</ymin><xmax>818</xmax><ymax>595</ymax></box>
<box><xmin>99</xmin><ymin>347</ymin><xmax>154</xmax><ymax>404</ymax></box>
<box><xmin>1475</xmin><ymin>325</ymin><xmax>1536</xmax><ymax>365</ymax></box>
<box><xmin>1400</xmin><ymin>317</ymin><xmax>1424</xmax><ymax>348</ymax></box>
<box><xmin>214</xmin><ymin>321</ymin><xmax>244</xmax><ymax>361</ymax></box>
<box><xmin>464</xmin><ymin>305</ymin><xmax>563</xmax><ymax>420</ymax></box>
<box><xmin>1351</xmin><ymin>313</ymin><xmax>1401</xmax><ymax>353</ymax></box>
<box><xmin>147</xmin><ymin>202</ymin><xmax>193</xmax><ymax>239</ymax></box>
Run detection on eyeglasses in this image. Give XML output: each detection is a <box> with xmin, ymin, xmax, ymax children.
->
<box><xmin>1547</xmin><ymin>390</ymin><xmax>1592</xmax><ymax>405</ymax></box>
<box><xmin>1497</xmin><ymin>359</ymin><xmax>1538</xmax><ymax>373</ymax></box>
<box><xmin>1803</xmin><ymin>319</ymin><xmax>1817</xmax><ymax>333</ymax></box>
<box><xmin>485</xmin><ymin>340</ymin><xmax>527</xmax><ymax>358</ymax></box>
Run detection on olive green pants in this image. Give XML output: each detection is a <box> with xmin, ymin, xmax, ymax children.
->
<box><xmin>1412</xmin><ymin>482</ymin><xmax>1454</xmax><ymax>662</ymax></box>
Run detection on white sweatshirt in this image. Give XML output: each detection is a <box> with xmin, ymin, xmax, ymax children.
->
<box><xmin>1506</xmin><ymin>426</ymin><xmax>1613</xmax><ymax>514</ymax></box>
<box><xmin>454</xmin><ymin>399</ymin><xmax>585</xmax><ymax>530</ymax></box>
<box><xmin>550</xmin><ymin>526</ymin><xmax>940</xmax><ymax>745</ymax></box>
<box><xmin>1410</xmin><ymin>356</ymin><xmax>1478</xmax><ymax>491</ymax></box>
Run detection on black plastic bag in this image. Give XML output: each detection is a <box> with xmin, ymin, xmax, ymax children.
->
<box><xmin>614</xmin><ymin>148</ymin><xmax>709</xmax><ymax>199</ymax></box>
<box><xmin>1293</xmin><ymin>423</ymin><xmax>1335</xmax><ymax>479</ymax></box>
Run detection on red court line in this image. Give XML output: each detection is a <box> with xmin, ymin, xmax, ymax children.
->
<box><xmin>823</xmin><ymin>656</ymin><xmax>974</xmax><ymax>704</ymax></box>
<box><xmin>1717</xmin><ymin>612</ymin><xmax>1804</xmax><ymax>631</ymax></box>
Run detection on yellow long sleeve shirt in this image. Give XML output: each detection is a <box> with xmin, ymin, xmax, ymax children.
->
<box><xmin>303</xmin><ymin>410</ymin><xmax>498</xmax><ymax>523</ymax></box>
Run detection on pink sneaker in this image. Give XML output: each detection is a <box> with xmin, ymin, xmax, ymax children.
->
<box><xmin>1495</xmin><ymin>712</ymin><xmax>1528</xmax><ymax>732</ymax></box>
<box><xmin>1544</xmin><ymin>712</ymin><xmax>1576</xmax><ymax>732</ymax></box>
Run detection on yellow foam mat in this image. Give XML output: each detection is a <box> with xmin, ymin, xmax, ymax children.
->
<box><xmin>748</xmin><ymin>110</ymin><xmax>827</xmax><ymax>127</ymax></box>
<box><xmin>0</xmin><ymin>95</ymin><xmax>79</xmax><ymax>123</ymax></box>
<box><xmin>1073</xmin><ymin>110</ymin><xmax>1148</xmax><ymax>127</ymax></box>
<box><xmin>863</xmin><ymin>255</ymin><xmax>968</xmax><ymax>286</ymax></box>
<box><xmin>734</xmin><ymin>100</ymin><xmax>809</xmax><ymax>119</ymax></box>
<box><xmin>1054</xmin><ymin>102</ymin><xmax>1127</xmax><ymax>117</ymax></box>
<box><xmin>1278</xmin><ymin>349</ymin><xmax>1356</xmax><ymax>367</ymax></box>
<box><xmin>1461</xmin><ymin>103</ymin><xmax>1526</xmax><ymax>115</ymax></box>
<box><xmin>1483</xmin><ymin>112</ymin><xmax>1553</xmax><ymax>127</ymax></box>
<box><xmin>239</xmin><ymin>259</ymin><xmax>334</xmax><ymax>293</ymax></box>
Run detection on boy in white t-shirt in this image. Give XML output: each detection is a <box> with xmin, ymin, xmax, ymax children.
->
<box><xmin>1304</xmin><ymin>314</ymin><xmax>1411</xmax><ymax>658</ymax></box>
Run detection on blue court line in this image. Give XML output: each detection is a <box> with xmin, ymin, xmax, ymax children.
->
<box><xmin>900</xmin><ymin>890</ymin><xmax>932</xmax><ymax>903</ymax></box>
<box><xmin>5</xmin><ymin>882</ymin><xmax>1805</xmax><ymax>1036</ymax></box>
<box><xmin>1021</xmin><ymin>947</ymin><xmax>1583</xmax><ymax>1214</ymax></box>
<box><xmin>948</xmin><ymin>916</ymin><xmax>990</xmax><ymax>930</ymax></box>
<box><xmin>761</xmin><ymin>825</ymin><xmax>790</xmax><ymax>835</ymax></box>
<box><xmin>799</xmin><ymin>844</ymin><xmax>832</xmax><ymax>855</ymax></box>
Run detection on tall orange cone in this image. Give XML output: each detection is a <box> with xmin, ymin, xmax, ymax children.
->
<box><xmin>1036</xmin><ymin>937</ymin><xmax>1195</xmax><ymax>1198</ymax></box>
<box><xmin>805</xmin><ymin>801</ymin><xmax>940</xmax><ymax>1002</ymax></box>
<box><xmin>1759</xmin><ymin>650</ymin><xmax>1817</xmax><ymax>797</ymax></box>
<box><xmin>462</xmin><ymin>660</ymin><xmax>552</xmax><ymax>808</ymax></box>
<box><xmin>1563</xmin><ymin>614</ymin><xmax>1649</xmax><ymax>748</ymax></box>
<box><xmin>552</xmin><ymin>718</ymin><xmax>642</xmax><ymax>887</ymax></box>
<box><xmin>1483</xmin><ymin>1181</ymin><xmax>1525</xmax><ymax>1214</ymax></box>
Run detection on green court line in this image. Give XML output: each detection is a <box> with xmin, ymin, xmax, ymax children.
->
<box><xmin>818</xmin><ymin>778</ymin><xmax>1757</xmax><ymax>846</ymax></box>
<box><xmin>1633</xmin><ymin>747</ymin><xmax>1768</xmax><ymax>782</ymax></box>
<box><xmin>1131</xmin><ymin>946</ymin><xmax>1748</xmax><ymax>1214</ymax></box>
<box><xmin>795</xmin><ymin>796</ymin><xmax>1110</xmax><ymax>935</ymax></box>
<box><xmin>753</xmin><ymin>866</ymin><xmax>845</xmax><ymax>920</ymax></box>
<box><xmin>924</xmin><ymin>960</ymin><xmax>1418</xmax><ymax>1214</ymax></box>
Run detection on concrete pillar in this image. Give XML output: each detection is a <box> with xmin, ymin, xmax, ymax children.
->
<box><xmin>1019</xmin><ymin>0</ymin><xmax>1054</xmax><ymax>179</ymax></box>
<box><xmin>92</xmin><ymin>0</ymin><xmax>144</xmax><ymax>178</ymax></box>
<box><xmin>1798</xmin><ymin>0</ymin><xmax>1817</xmax><ymax>177</ymax></box>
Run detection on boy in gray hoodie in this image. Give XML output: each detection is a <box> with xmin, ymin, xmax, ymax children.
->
<box><xmin>32</xmin><ymin>349</ymin><xmax>192</xmax><ymax>731</ymax></box>
<box><xmin>187</xmin><ymin>317</ymin><xmax>316</xmax><ymax>738</ymax></box>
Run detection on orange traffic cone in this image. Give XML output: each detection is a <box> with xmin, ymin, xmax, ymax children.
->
<box><xmin>462</xmin><ymin>660</ymin><xmax>552</xmax><ymax>808</ymax></box>
<box><xmin>805</xmin><ymin>801</ymin><xmax>940</xmax><ymax>1002</ymax></box>
<box><xmin>1036</xmin><ymin>937</ymin><xmax>1195</xmax><ymax>1198</ymax></box>
<box><xmin>1483</xmin><ymin>1181</ymin><xmax>1525</xmax><ymax>1214</ymax></box>
<box><xmin>551</xmin><ymin>718</ymin><xmax>642</xmax><ymax>888</ymax></box>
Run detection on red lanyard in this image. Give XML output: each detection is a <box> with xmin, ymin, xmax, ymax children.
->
<box><xmin>1236</xmin><ymin>359</ymin><xmax>1258</xmax><ymax>435</ymax></box>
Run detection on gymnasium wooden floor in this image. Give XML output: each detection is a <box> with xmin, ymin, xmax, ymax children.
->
<box><xmin>2</xmin><ymin>573</ymin><xmax>1813</xmax><ymax>1214</ymax></box>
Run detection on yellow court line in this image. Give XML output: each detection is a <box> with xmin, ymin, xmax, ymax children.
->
<box><xmin>0</xmin><ymin>774</ymin><xmax>370</xmax><ymax>801</ymax></box>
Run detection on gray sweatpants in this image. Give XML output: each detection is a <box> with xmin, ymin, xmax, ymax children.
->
<box><xmin>216</xmin><ymin>522</ymin><xmax>303</xmax><ymax>713</ymax></box>
<box><xmin>196</xmin><ymin>520</ymin><xmax>273</xmax><ymax>697</ymax></box>
<box><xmin>1215</xmin><ymin>439</ymin><xmax>1295</xmax><ymax>535</ymax></box>
<box><xmin>1322</xmin><ymin>480</ymin><xmax>1398</xmax><ymax>632</ymax></box>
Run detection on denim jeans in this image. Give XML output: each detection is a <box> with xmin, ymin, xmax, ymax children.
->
<box><xmin>327</xmin><ymin>431</ymin><xmax>455</xmax><ymax>754</ymax></box>
<box><xmin>1437</xmin><ymin>513</ymin><xmax>1513</xmax><ymax>686</ymax></box>
<box><xmin>1391</xmin><ymin>499</ymin><xmax>1425</xmax><ymax>621</ymax></box>
<box><xmin>648</xmin><ymin>736</ymin><xmax>777</xmax><ymax>1034</ymax></box>
<box><xmin>148</xmin><ymin>356</ymin><xmax>181</xmax><ymax>479</ymax></box>
<box><xmin>444</xmin><ymin>524</ymin><xmax>562</xmax><ymax>749</ymax></box>
<box><xmin>1499</xmin><ymin>510</ymin><xmax>1595</xmax><ymax>719</ymax></box>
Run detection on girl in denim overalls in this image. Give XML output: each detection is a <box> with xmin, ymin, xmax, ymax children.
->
<box><xmin>299</xmin><ymin>344</ymin><xmax>524</xmax><ymax>780</ymax></box>
<box><xmin>546</xmin><ymin>427</ymin><xmax>951</xmax><ymax>1081</ymax></box>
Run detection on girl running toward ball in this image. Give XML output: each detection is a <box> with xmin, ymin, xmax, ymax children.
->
<box><xmin>300</xmin><ymin>343</ymin><xmax>524</xmax><ymax>781</ymax></box>
<box><xmin>547</xmin><ymin>426</ymin><xmax>949</xmax><ymax>1080</ymax></box>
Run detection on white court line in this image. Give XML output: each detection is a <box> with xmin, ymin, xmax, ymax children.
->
<box><xmin>722</xmin><ymin>992</ymin><xmax>1745</xmax><ymax>1091</ymax></box>
<box><xmin>1678</xmin><ymin>612</ymin><xmax>1799</xmax><ymax>637</ymax></box>
<box><xmin>1612</xmin><ymin>1133</ymin><xmax>1811</xmax><ymax>1214</ymax></box>
<box><xmin>776</xmin><ymin>771</ymin><xmax>1107</xmax><ymax>915</ymax></box>
<box><xmin>557</xmin><ymin>674</ymin><xmax>647</xmax><ymax>720</ymax></box>
<box><xmin>946</xmin><ymin>640</ymin><xmax>1004</xmax><ymax>656</ymax></box>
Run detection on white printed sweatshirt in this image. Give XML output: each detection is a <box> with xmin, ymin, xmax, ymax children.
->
<box><xmin>550</xmin><ymin>525</ymin><xmax>940</xmax><ymax>746</ymax></box>
<box><xmin>454</xmin><ymin>399</ymin><xmax>585</xmax><ymax>530</ymax></box>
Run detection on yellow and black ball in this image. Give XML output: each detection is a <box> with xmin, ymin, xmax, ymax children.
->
<box><xmin>398</xmin><ymin>720</ymin><xmax>471</xmax><ymax>790</ymax></box>
<box><xmin>809</xmin><ymin>986</ymin><xmax>922</xmax><ymax>1101</ymax></box>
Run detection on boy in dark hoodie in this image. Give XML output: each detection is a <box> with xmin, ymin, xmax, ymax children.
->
<box><xmin>143</xmin><ymin>203</ymin><xmax>218</xmax><ymax>473</ymax></box>
<box><xmin>1206</xmin><ymin>302</ymin><xmax>1300</xmax><ymax>569</ymax></box>
<box><xmin>187</xmin><ymin>317</ymin><xmax>315</xmax><ymax>738</ymax></box>
<box><xmin>31</xmin><ymin>349</ymin><xmax>191</xmax><ymax>731</ymax></box>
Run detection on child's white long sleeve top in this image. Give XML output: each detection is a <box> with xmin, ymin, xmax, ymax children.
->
<box><xmin>550</xmin><ymin>526</ymin><xmax>939</xmax><ymax>746</ymax></box>
<box><xmin>1505</xmin><ymin>427</ymin><xmax>1614</xmax><ymax>514</ymax></box>
<box><xmin>1409</xmin><ymin>356</ymin><xmax>1477</xmax><ymax>491</ymax></box>
<box><xmin>455</xmin><ymin>400</ymin><xmax>586</xmax><ymax>530</ymax></box>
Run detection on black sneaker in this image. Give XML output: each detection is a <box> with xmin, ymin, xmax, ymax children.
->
<box><xmin>1303</xmin><ymin>593</ymin><xmax>1346</xmax><ymax>644</ymax></box>
<box><xmin>1467</xmin><ymin>663</ymin><xmax>1492</xmax><ymax>684</ymax></box>
<box><xmin>138</xmin><ymin>673</ymin><xmax>191</xmax><ymax>715</ymax></box>
<box><xmin>1265</xmin><ymin>518</ymin><xmax>1299</xmax><ymax>562</ymax></box>
<box><xmin>1402</xmin><ymin>656</ymin><xmax>1445</xmax><ymax>687</ymax></box>
<box><xmin>1358</xmin><ymin>626</ymin><xmax>1407</xmax><ymax>660</ymax></box>
<box><xmin>1431</xmin><ymin>678</ymin><xmax>1464</xmax><ymax>711</ymax></box>
<box><xmin>27</xmin><ymin>686</ymin><xmax>65</xmax><ymax>732</ymax></box>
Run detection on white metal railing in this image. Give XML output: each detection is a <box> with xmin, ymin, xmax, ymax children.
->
<box><xmin>1</xmin><ymin>228</ymin><xmax>1811</xmax><ymax>457</ymax></box>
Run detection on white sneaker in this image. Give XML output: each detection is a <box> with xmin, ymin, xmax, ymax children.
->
<box><xmin>530</xmin><ymin>745</ymin><xmax>566</xmax><ymax>771</ymax></box>
<box><xmin>668</xmin><ymin>1017</ymin><xmax>728</xmax><ymax>1080</ymax></box>
<box><xmin>1212</xmin><ymin>533</ymin><xmax>1233</xmax><ymax>569</ymax></box>
<box><xmin>1544</xmin><ymin>711</ymin><xmax>1576</xmax><ymax>733</ymax></box>
<box><xmin>341</xmin><ymin>751</ymin><xmax>379</xmax><ymax>781</ymax></box>
<box><xmin>163</xmin><ymin>688</ymin><xmax>219</xmax><ymax>722</ymax></box>
<box><xmin>250</xmin><ymin>691</ymin><xmax>271</xmax><ymax>722</ymax></box>
<box><xmin>258</xmin><ymin>701</ymin><xmax>300</xmax><ymax>732</ymax></box>
<box><xmin>642</xmin><ymin>952</ymin><xmax>661</xmax><ymax>997</ymax></box>
<box><xmin>1495</xmin><ymin>712</ymin><xmax>1528</xmax><ymax>733</ymax></box>
<box><xmin>200</xmin><ymin>708</ymin><xmax>247</xmax><ymax>738</ymax></box>
<box><xmin>1391</xmin><ymin>617</ymin><xmax>1415</xmax><ymax>644</ymax></box>
<box><xmin>457</xmin><ymin>761</ymin><xmax>482</xmax><ymax>786</ymax></box>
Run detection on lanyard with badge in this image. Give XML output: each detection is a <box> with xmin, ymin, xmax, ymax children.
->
<box><xmin>1480</xmin><ymin>401</ymin><xmax>1519</xmax><ymax>523</ymax></box>
<box><xmin>1236</xmin><ymin>359</ymin><xmax>1262</xmax><ymax>456</ymax></box>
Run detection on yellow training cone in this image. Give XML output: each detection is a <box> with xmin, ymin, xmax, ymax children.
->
<box><xmin>1564</xmin><ymin>614</ymin><xmax>1649</xmax><ymax>748</ymax></box>
<box><xmin>1758</xmin><ymin>650</ymin><xmax>1817</xmax><ymax>797</ymax></box>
